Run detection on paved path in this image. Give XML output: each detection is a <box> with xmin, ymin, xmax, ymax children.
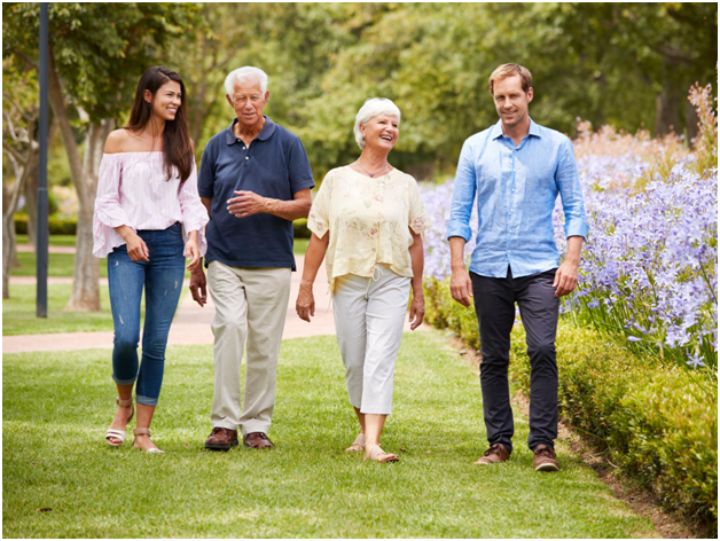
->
<box><xmin>4</xmin><ymin>256</ymin><xmax>424</xmax><ymax>353</ymax></box>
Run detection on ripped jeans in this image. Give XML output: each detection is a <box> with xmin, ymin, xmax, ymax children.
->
<box><xmin>107</xmin><ymin>222</ymin><xmax>185</xmax><ymax>405</ymax></box>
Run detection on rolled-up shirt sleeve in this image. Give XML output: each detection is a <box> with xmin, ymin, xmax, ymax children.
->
<box><xmin>556</xmin><ymin>138</ymin><xmax>589</xmax><ymax>240</ymax></box>
<box><xmin>178</xmin><ymin>161</ymin><xmax>210</xmax><ymax>255</ymax></box>
<box><xmin>307</xmin><ymin>171</ymin><xmax>332</xmax><ymax>239</ymax></box>
<box><xmin>446</xmin><ymin>138</ymin><xmax>477</xmax><ymax>242</ymax></box>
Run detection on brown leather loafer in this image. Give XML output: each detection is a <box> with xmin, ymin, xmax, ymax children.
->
<box><xmin>204</xmin><ymin>427</ymin><xmax>238</xmax><ymax>451</ymax></box>
<box><xmin>474</xmin><ymin>442</ymin><xmax>510</xmax><ymax>465</ymax></box>
<box><xmin>533</xmin><ymin>444</ymin><xmax>560</xmax><ymax>472</ymax></box>
<box><xmin>243</xmin><ymin>431</ymin><xmax>274</xmax><ymax>449</ymax></box>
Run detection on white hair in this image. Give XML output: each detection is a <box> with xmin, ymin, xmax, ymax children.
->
<box><xmin>353</xmin><ymin>98</ymin><xmax>401</xmax><ymax>149</ymax></box>
<box><xmin>224</xmin><ymin>66</ymin><xmax>268</xmax><ymax>96</ymax></box>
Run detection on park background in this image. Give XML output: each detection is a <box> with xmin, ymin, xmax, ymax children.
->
<box><xmin>2</xmin><ymin>2</ymin><xmax>718</xmax><ymax>538</ymax></box>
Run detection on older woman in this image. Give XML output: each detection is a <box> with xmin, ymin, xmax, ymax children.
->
<box><xmin>296</xmin><ymin>98</ymin><xmax>426</xmax><ymax>463</ymax></box>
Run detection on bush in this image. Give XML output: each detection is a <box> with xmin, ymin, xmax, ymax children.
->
<box><xmin>293</xmin><ymin>217</ymin><xmax>311</xmax><ymax>239</ymax></box>
<box><xmin>14</xmin><ymin>214</ymin><xmax>77</xmax><ymax>235</ymax></box>
<box><xmin>425</xmin><ymin>276</ymin><xmax>718</xmax><ymax>529</ymax></box>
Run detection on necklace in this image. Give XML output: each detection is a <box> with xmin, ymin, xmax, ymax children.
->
<box><xmin>353</xmin><ymin>162</ymin><xmax>392</xmax><ymax>178</ymax></box>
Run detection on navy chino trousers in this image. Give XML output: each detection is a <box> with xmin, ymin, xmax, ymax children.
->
<box><xmin>470</xmin><ymin>267</ymin><xmax>559</xmax><ymax>453</ymax></box>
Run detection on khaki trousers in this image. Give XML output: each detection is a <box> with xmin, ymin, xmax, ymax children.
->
<box><xmin>207</xmin><ymin>261</ymin><xmax>291</xmax><ymax>435</ymax></box>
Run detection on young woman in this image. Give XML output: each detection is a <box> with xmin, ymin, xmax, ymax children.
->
<box><xmin>93</xmin><ymin>67</ymin><xmax>208</xmax><ymax>453</ymax></box>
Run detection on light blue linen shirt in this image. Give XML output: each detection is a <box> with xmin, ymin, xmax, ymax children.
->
<box><xmin>447</xmin><ymin>118</ymin><xmax>589</xmax><ymax>278</ymax></box>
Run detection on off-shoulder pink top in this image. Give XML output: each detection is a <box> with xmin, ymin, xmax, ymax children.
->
<box><xmin>92</xmin><ymin>151</ymin><xmax>209</xmax><ymax>258</ymax></box>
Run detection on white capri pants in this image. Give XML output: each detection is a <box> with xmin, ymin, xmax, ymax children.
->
<box><xmin>332</xmin><ymin>264</ymin><xmax>411</xmax><ymax>415</ymax></box>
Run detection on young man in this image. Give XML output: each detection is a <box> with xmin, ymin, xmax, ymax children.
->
<box><xmin>446</xmin><ymin>63</ymin><xmax>588</xmax><ymax>471</ymax></box>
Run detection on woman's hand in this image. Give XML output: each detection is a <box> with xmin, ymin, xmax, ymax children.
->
<box><xmin>184</xmin><ymin>235</ymin><xmax>201</xmax><ymax>272</ymax></box>
<box><xmin>125</xmin><ymin>232</ymin><xmax>149</xmax><ymax>262</ymax></box>
<box><xmin>296</xmin><ymin>282</ymin><xmax>315</xmax><ymax>322</ymax></box>
<box><xmin>409</xmin><ymin>290</ymin><xmax>425</xmax><ymax>331</ymax></box>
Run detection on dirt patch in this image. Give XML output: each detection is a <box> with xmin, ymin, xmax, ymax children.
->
<box><xmin>447</xmin><ymin>333</ymin><xmax>703</xmax><ymax>539</ymax></box>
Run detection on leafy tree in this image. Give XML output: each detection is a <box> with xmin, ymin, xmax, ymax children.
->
<box><xmin>3</xmin><ymin>2</ymin><xmax>200</xmax><ymax>310</ymax></box>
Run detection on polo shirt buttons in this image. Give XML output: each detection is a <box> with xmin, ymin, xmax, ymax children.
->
<box><xmin>245</xmin><ymin>157</ymin><xmax>249</xmax><ymax>160</ymax></box>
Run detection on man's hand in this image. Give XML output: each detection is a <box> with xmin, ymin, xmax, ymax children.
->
<box><xmin>227</xmin><ymin>190</ymin><xmax>268</xmax><ymax>218</ymax></box>
<box><xmin>553</xmin><ymin>260</ymin><xmax>579</xmax><ymax>297</ymax></box>
<box><xmin>296</xmin><ymin>282</ymin><xmax>315</xmax><ymax>322</ymax></box>
<box><xmin>450</xmin><ymin>267</ymin><xmax>473</xmax><ymax>307</ymax></box>
<box><xmin>409</xmin><ymin>291</ymin><xmax>425</xmax><ymax>330</ymax></box>
<box><xmin>189</xmin><ymin>267</ymin><xmax>207</xmax><ymax>307</ymax></box>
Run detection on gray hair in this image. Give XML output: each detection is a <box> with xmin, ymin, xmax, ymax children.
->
<box><xmin>224</xmin><ymin>66</ymin><xmax>268</xmax><ymax>97</ymax></box>
<box><xmin>353</xmin><ymin>98</ymin><xmax>401</xmax><ymax>149</ymax></box>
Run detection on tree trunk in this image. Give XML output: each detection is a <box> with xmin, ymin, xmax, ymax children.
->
<box><xmin>23</xmin><ymin>158</ymin><xmax>38</xmax><ymax>245</ymax></box>
<box><xmin>65</xmin><ymin>120</ymin><xmax>113</xmax><ymax>311</ymax></box>
<box><xmin>3</xmin><ymin>146</ymin><xmax>38</xmax><ymax>299</ymax></box>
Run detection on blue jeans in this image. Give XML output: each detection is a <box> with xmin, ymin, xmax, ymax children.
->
<box><xmin>107</xmin><ymin>223</ymin><xmax>185</xmax><ymax>406</ymax></box>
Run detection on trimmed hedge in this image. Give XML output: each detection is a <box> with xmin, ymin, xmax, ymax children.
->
<box><xmin>14</xmin><ymin>214</ymin><xmax>77</xmax><ymax>235</ymax></box>
<box><xmin>424</xmin><ymin>277</ymin><xmax>718</xmax><ymax>528</ymax></box>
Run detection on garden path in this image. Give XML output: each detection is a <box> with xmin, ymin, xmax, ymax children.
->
<box><xmin>3</xmin><ymin>255</ymin><xmax>425</xmax><ymax>353</ymax></box>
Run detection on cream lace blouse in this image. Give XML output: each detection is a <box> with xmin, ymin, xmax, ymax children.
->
<box><xmin>307</xmin><ymin>165</ymin><xmax>427</xmax><ymax>292</ymax></box>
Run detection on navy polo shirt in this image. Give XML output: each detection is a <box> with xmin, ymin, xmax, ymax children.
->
<box><xmin>198</xmin><ymin>116</ymin><xmax>314</xmax><ymax>270</ymax></box>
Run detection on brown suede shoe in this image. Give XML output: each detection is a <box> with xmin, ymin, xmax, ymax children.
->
<box><xmin>473</xmin><ymin>443</ymin><xmax>510</xmax><ymax>465</ymax></box>
<box><xmin>204</xmin><ymin>427</ymin><xmax>238</xmax><ymax>451</ymax></box>
<box><xmin>244</xmin><ymin>431</ymin><xmax>274</xmax><ymax>449</ymax></box>
<box><xmin>533</xmin><ymin>444</ymin><xmax>560</xmax><ymax>472</ymax></box>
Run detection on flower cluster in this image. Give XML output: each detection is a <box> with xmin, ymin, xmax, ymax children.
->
<box><xmin>421</xmin><ymin>142</ymin><xmax>717</xmax><ymax>370</ymax></box>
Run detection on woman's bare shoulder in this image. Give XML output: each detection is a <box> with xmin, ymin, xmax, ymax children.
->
<box><xmin>103</xmin><ymin>129</ymin><xmax>135</xmax><ymax>154</ymax></box>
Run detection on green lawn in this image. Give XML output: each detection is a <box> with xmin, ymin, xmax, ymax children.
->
<box><xmin>2</xmin><ymin>283</ymin><xmax>115</xmax><ymax>335</ymax></box>
<box><xmin>16</xmin><ymin>234</ymin><xmax>77</xmax><ymax>247</ymax></box>
<box><xmin>2</xmin><ymin>331</ymin><xmax>656</xmax><ymax>538</ymax></box>
<box><xmin>10</xmin><ymin>238</ymin><xmax>308</xmax><ymax>278</ymax></box>
<box><xmin>11</xmin><ymin>251</ymin><xmax>109</xmax><ymax>278</ymax></box>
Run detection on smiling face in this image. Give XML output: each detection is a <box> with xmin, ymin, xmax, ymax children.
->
<box><xmin>492</xmin><ymin>74</ymin><xmax>533</xmax><ymax>130</ymax></box>
<box><xmin>360</xmin><ymin>114</ymin><xmax>399</xmax><ymax>151</ymax></box>
<box><xmin>145</xmin><ymin>80</ymin><xmax>182</xmax><ymax>122</ymax></box>
<box><xmin>226</xmin><ymin>78</ymin><xmax>269</xmax><ymax>130</ymax></box>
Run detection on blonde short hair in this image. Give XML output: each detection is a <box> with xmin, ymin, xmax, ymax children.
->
<box><xmin>488</xmin><ymin>63</ymin><xmax>533</xmax><ymax>95</ymax></box>
<box><xmin>353</xmin><ymin>98</ymin><xmax>401</xmax><ymax>149</ymax></box>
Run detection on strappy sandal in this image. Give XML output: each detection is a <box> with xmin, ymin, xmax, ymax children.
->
<box><xmin>105</xmin><ymin>398</ymin><xmax>134</xmax><ymax>447</ymax></box>
<box><xmin>364</xmin><ymin>443</ymin><xmax>399</xmax><ymax>463</ymax></box>
<box><xmin>133</xmin><ymin>428</ymin><xmax>164</xmax><ymax>454</ymax></box>
<box><xmin>345</xmin><ymin>433</ymin><xmax>366</xmax><ymax>453</ymax></box>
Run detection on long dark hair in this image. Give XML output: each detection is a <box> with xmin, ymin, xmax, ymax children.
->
<box><xmin>126</xmin><ymin>67</ymin><xmax>193</xmax><ymax>182</ymax></box>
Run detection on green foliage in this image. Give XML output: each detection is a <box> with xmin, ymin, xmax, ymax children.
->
<box><xmin>510</xmin><ymin>323</ymin><xmax>718</xmax><ymax>530</ymax></box>
<box><xmin>14</xmin><ymin>213</ymin><xmax>76</xmax><ymax>235</ymax></box>
<box><xmin>293</xmin><ymin>217</ymin><xmax>311</xmax><ymax>239</ymax></box>
<box><xmin>424</xmin><ymin>277</ymin><xmax>718</xmax><ymax>529</ymax></box>
<box><xmin>3</xmin><ymin>334</ymin><xmax>655</xmax><ymax>537</ymax></box>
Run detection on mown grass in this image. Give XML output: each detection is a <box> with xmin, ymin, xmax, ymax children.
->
<box><xmin>2</xmin><ymin>283</ymin><xmax>115</xmax><ymax>335</ymax></box>
<box><xmin>10</xmin><ymin>251</ymin><xmax>109</xmax><ymax>278</ymax></box>
<box><xmin>16</xmin><ymin>234</ymin><xmax>77</xmax><ymax>247</ymax></box>
<box><xmin>3</xmin><ymin>331</ymin><xmax>656</xmax><ymax>538</ymax></box>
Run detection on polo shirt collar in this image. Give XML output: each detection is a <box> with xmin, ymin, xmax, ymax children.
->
<box><xmin>491</xmin><ymin>117</ymin><xmax>542</xmax><ymax>140</ymax></box>
<box><xmin>225</xmin><ymin>116</ymin><xmax>277</xmax><ymax>145</ymax></box>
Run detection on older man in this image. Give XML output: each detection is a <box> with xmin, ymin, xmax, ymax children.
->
<box><xmin>447</xmin><ymin>63</ymin><xmax>588</xmax><ymax>471</ymax></box>
<box><xmin>190</xmin><ymin>66</ymin><xmax>314</xmax><ymax>451</ymax></box>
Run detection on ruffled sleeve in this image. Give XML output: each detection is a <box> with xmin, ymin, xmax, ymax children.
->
<box><xmin>178</xmin><ymin>161</ymin><xmax>210</xmax><ymax>256</ymax></box>
<box><xmin>93</xmin><ymin>154</ymin><xmax>130</xmax><ymax>257</ymax></box>
<box><xmin>408</xmin><ymin>175</ymin><xmax>428</xmax><ymax>235</ymax></box>
<box><xmin>307</xmin><ymin>170</ymin><xmax>333</xmax><ymax>239</ymax></box>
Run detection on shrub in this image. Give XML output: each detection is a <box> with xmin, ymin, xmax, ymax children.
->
<box><xmin>293</xmin><ymin>217</ymin><xmax>311</xmax><ymax>239</ymax></box>
<box><xmin>425</xmin><ymin>277</ymin><xmax>718</xmax><ymax>528</ymax></box>
<box><xmin>14</xmin><ymin>214</ymin><xmax>77</xmax><ymax>235</ymax></box>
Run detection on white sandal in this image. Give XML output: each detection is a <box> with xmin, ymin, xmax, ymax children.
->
<box><xmin>364</xmin><ymin>443</ymin><xmax>399</xmax><ymax>463</ymax></box>
<box><xmin>105</xmin><ymin>398</ymin><xmax>134</xmax><ymax>447</ymax></box>
<box><xmin>345</xmin><ymin>433</ymin><xmax>366</xmax><ymax>453</ymax></box>
<box><xmin>133</xmin><ymin>428</ymin><xmax>164</xmax><ymax>454</ymax></box>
